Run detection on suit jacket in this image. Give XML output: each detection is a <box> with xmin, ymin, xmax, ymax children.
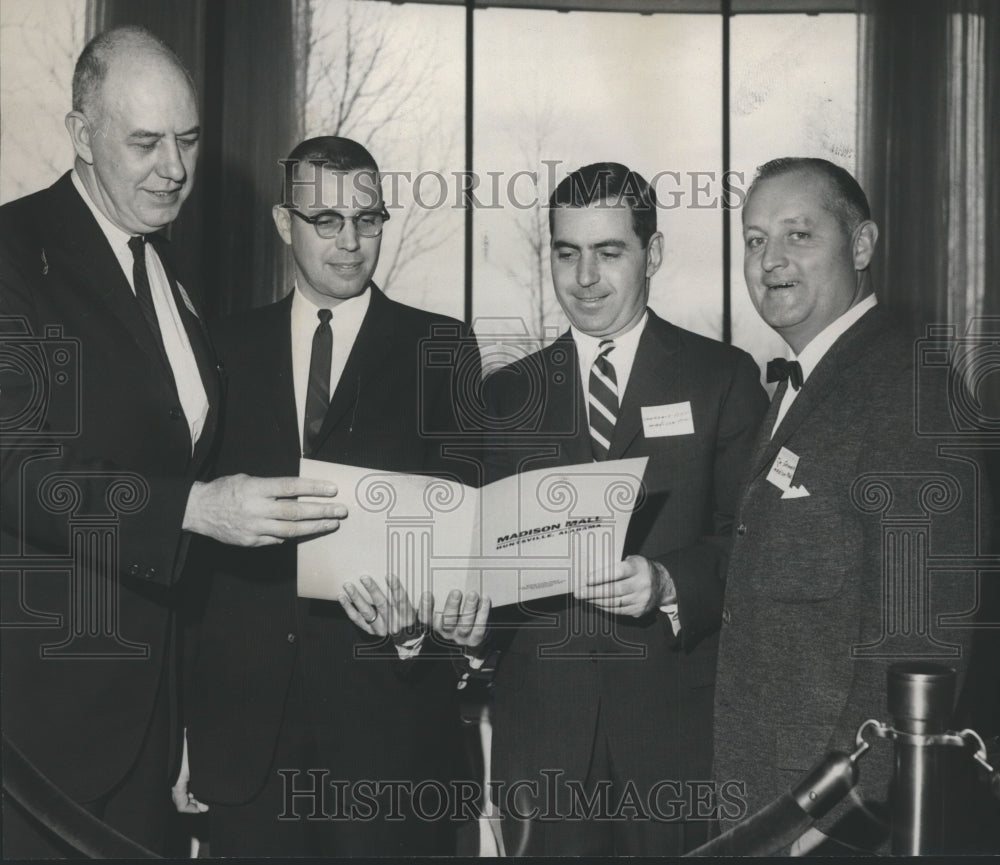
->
<box><xmin>0</xmin><ymin>172</ymin><xmax>221</xmax><ymax>801</ymax></box>
<box><xmin>713</xmin><ymin>306</ymin><xmax>982</xmax><ymax>848</ymax></box>
<box><xmin>186</xmin><ymin>288</ymin><xmax>481</xmax><ymax>831</ymax></box>
<box><xmin>485</xmin><ymin>311</ymin><xmax>767</xmax><ymax>823</ymax></box>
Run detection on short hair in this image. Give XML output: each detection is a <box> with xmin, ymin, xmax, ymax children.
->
<box><xmin>72</xmin><ymin>25</ymin><xmax>191</xmax><ymax>116</ymax></box>
<box><xmin>548</xmin><ymin>162</ymin><xmax>657</xmax><ymax>247</ymax></box>
<box><xmin>280</xmin><ymin>136</ymin><xmax>381</xmax><ymax>205</ymax></box>
<box><xmin>284</xmin><ymin>136</ymin><xmax>379</xmax><ymax>175</ymax></box>
<box><xmin>746</xmin><ymin>157</ymin><xmax>871</xmax><ymax>233</ymax></box>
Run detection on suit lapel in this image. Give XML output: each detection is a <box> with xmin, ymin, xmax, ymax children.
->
<box><xmin>747</xmin><ymin>379</ymin><xmax>787</xmax><ymax>474</ymax></box>
<box><xmin>550</xmin><ymin>336</ymin><xmax>592</xmax><ymax>466</ymax></box>
<box><xmin>749</xmin><ymin>306</ymin><xmax>890</xmax><ymax>481</ymax></box>
<box><xmin>308</xmin><ymin>285</ymin><xmax>396</xmax><ymax>454</ymax></box>
<box><xmin>262</xmin><ymin>295</ymin><xmax>303</xmax><ymax>458</ymax></box>
<box><xmin>49</xmin><ymin>174</ymin><xmax>179</xmax><ymax>382</ymax></box>
<box><xmin>608</xmin><ymin>311</ymin><xmax>681</xmax><ymax>460</ymax></box>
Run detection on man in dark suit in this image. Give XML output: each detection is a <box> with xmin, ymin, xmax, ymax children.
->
<box><xmin>483</xmin><ymin>162</ymin><xmax>768</xmax><ymax>856</ymax></box>
<box><xmin>712</xmin><ymin>158</ymin><xmax>983</xmax><ymax>853</ymax></box>
<box><xmin>0</xmin><ymin>27</ymin><xmax>345</xmax><ymax>858</ymax></box>
<box><xmin>184</xmin><ymin>136</ymin><xmax>485</xmax><ymax>856</ymax></box>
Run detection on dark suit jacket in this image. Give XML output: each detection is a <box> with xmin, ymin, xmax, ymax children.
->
<box><xmin>186</xmin><ymin>287</ymin><xmax>480</xmax><ymax>848</ymax></box>
<box><xmin>0</xmin><ymin>172</ymin><xmax>221</xmax><ymax>801</ymax></box>
<box><xmin>713</xmin><ymin>306</ymin><xmax>982</xmax><ymax>848</ymax></box>
<box><xmin>485</xmin><ymin>311</ymin><xmax>767</xmax><ymax>832</ymax></box>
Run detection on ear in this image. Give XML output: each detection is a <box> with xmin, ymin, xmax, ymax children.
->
<box><xmin>65</xmin><ymin>111</ymin><xmax>94</xmax><ymax>164</ymax></box>
<box><xmin>852</xmin><ymin>220</ymin><xmax>878</xmax><ymax>270</ymax></box>
<box><xmin>272</xmin><ymin>205</ymin><xmax>293</xmax><ymax>246</ymax></box>
<box><xmin>645</xmin><ymin>231</ymin><xmax>664</xmax><ymax>280</ymax></box>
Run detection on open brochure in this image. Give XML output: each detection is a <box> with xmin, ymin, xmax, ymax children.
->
<box><xmin>297</xmin><ymin>456</ymin><xmax>648</xmax><ymax>608</ymax></box>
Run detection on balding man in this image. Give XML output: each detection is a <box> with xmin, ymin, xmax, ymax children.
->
<box><xmin>0</xmin><ymin>26</ymin><xmax>344</xmax><ymax>857</ymax></box>
<box><xmin>712</xmin><ymin>158</ymin><xmax>982</xmax><ymax>854</ymax></box>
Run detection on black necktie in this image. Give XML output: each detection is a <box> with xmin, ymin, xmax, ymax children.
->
<box><xmin>127</xmin><ymin>235</ymin><xmax>170</xmax><ymax>370</ymax></box>
<box><xmin>303</xmin><ymin>308</ymin><xmax>333</xmax><ymax>456</ymax></box>
<box><xmin>588</xmin><ymin>339</ymin><xmax>619</xmax><ymax>460</ymax></box>
<box><xmin>766</xmin><ymin>357</ymin><xmax>804</xmax><ymax>391</ymax></box>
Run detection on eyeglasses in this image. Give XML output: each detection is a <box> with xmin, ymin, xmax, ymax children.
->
<box><xmin>284</xmin><ymin>207</ymin><xmax>389</xmax><ymax>238</ymax></box>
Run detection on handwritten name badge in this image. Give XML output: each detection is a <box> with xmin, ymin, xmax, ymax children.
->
<box><xmin>766</xmin><ymin>446</ymin><xmax>810</xmax><ymax>499</ymax></box>
<box><xmin>641</xmin><ymin>401</ymin><xmax>695</xmax><ymax>438</ymax></box>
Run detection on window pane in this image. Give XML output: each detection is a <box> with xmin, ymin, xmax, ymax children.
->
<box><xmin>301</xmin><ymin>0</ymin><xmax>465</xmax><ymax>319</ymax></box>
<box><xmin>729</xmin><ymin>13</ymin><xmax>858</xmax><ymax>373</ymax></box>
<box><xmin>473</xmin><ymin>8</ymin><xmax>723</xmax><ymax>347</ymax></box>
<box><xmin>0</xmin><ymin>0</ymin><xmax>84</xmax><ymax>203</ymax></box>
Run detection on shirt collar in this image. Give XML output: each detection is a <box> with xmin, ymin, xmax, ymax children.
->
<box><xmin>291</xmin><ymin>282</ymin><xmax>371</xmax><ymax>331</ymax></box>
<box><xmin>570</xmin><ymin>309</ymin><xmax>648</xmax><ymax>361</ymax></box>
<box><xmin>71</xmin><ymin>168</ymin><xmax>135</xmax><ymax>253</ymax></box>
<box><xmin>794</xmin><ymin>294</ymin><xmax>878</xmax><ymax>382</ymax></box>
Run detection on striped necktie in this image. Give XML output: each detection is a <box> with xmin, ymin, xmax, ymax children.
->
<box><xmin>588</xmin><ymin>339</ymin><xmax>618</xmax><ymax>460</ymax></box>
<box><xmin>303</xmin><ymin>308</ymin><xmax>333</xmax><ymax>456</ymax></box>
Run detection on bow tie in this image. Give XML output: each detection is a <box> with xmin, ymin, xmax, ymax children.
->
<box><xmin>766</xmin><ymin>357</ymin><xmax>803</xmax><ymax>391</ymax></box>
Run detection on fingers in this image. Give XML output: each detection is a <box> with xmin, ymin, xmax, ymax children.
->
<box><xmin>186</xmin><ymin>474</ymin><xmax>349</xmax><ymax>547</ymax></box>
<box><xmin>432</xmin><ymin>589</ymin><xmax>464</xmax><ymax>639</ymax></box>
<box><xmin>253</xmin><ymin>517</ymin><xmax>345</xmax><ymax>542</ymax></box>
<box><xmin>339</xmin><ymin>582</ymin><xmax>384</xmax><ymax>636</ymax></box>
<box><xmin>255</xmin><ymin>476</ymin><xmax>339</xmax><ymax>499</ymax></box>
<box><xmin>417</xmin><ymin>591</ymin><xmax>434</xmax><ymax>629</ymax></box>
<box><xmin>466</xmin><ymin>595</ymin><xmax>492</xmax><ymax>648</ymax></box>
<box><xmin>432</xmin><ymin>590</ymin><xmax>489</xmax><ymax>647</ymax></box>
<box><xmin>574</xmin><ymin>556</ymin><xmax>650</xmax><ymax>617</ymax></box>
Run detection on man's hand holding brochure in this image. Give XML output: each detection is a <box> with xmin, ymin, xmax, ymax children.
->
<box><xmin>298</xmin><ymin>456</ymin><xmax>648</xmax><ymax>610</ymax></box>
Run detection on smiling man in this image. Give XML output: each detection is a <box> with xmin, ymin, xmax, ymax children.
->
<box><xmin>483</xmin><ymin>162</ymin><xmax>767</xmax><ymax>856</ymax></box>
<box><xmin>712</xmin><ymin>158</ymin><xmax>981</xmax><ymax>854</ymax></box>
<box><xmin>0</xmin><ymin>27</ymin><xmax>346</xmax><ymax>858</ymax></box>
<box><xmin>183</xmin><ymin>136</ymin><xmax>485</xmax><ymax>857</ymax></box>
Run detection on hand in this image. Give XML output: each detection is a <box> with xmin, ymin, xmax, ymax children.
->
<box><xmin>339</xmin><ymin>575</ymin><xmax>428</xmax><ymax>646</ymax></box>
<box><xmin>183</xmin><ymin>474</ymin><xmax>347</xmax><ymax>547</ymax></box>
<box><xmin>171</xmin><ymin>729</ymin><xmax>209</xmax><ymax>814</ymax></box>
<box><xmin>421</xmin><ymin>589</ymin><xmax>491</xmax><ymax>650</ymax></box>
<box><xmin>574</xmin><ymin>554</ymin><xmax>675</xmax><ymax>618</ymax></box>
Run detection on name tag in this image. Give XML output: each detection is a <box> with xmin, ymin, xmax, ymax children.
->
<box><xmin>767</xmin><ymin>447</ymin><xmax>810</xmax><ymax>498</ymax></box>
<box><xmin>641</xmin><ymin>402</ymin><xmax>695</xmax><ymax>438</ymax></box>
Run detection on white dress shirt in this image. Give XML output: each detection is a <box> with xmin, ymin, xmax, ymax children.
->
<box><xmin>290</xmin><ymin>285</ymin><xmax>421</xmax><ymax>656</ymax></box>
<box><xmin>771</xmin><ymin>294</ymin><xmax>878</xmax><ymax>437</ymax></box>
<box><xmin>72</xmin><ymin>170</ymin><xmax>209</xmax><ymax>452</ymax></box>
<box><xmin>570</xmin><ymin>310</ymin><xmax>648</xmax><ymax>404</ymax></box>
<box><xmin>569</xmin><ymin>311</ymin><xmax>680</xmax><ymax>631</ymax></box>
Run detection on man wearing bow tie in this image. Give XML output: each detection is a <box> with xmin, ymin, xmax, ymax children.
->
<box><xmin>712</xmin><ymin>158</ymin><xmax>981</xmax><ymax>853</ymax></box>
<box><xmin>484</xmin><ymin>162</ymin><xmax>768</xmax><ymax>856</ymax></box>
<box><xmin>0</xmin><ymin>27</ymin><xmax>346</xmax><ymax>858</ymax></box>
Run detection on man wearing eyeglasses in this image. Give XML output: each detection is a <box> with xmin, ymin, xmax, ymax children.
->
<box><xmin>182</xmin><ymin>136</ymin><xmax>485</xmax><ymax>856</ymax></box>
<box><xmin>0</xmin><ymin>28</ymin><xmax>345</xmax><ymax>858</ymax></box>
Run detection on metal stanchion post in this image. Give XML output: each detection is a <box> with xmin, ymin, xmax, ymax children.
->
<box><xmin>888</xmin><ymin>661</ymin><xmax>957</xmax><ymax>855</ymax></box>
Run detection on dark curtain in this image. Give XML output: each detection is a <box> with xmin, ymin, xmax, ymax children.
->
<box><xmin>856</xmin><ymin>0</ymin><xmax>998</xmax><ymax>337</ymax></box>
<box><xmin>87</xmin><ymin>0</ymin><xmax>299</xmax><ymax>316</ymax></box>
<box><xmin>857</xmin><ymin>2</ymin><xmax>1000</xmax><ymax>852</ymax></box>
